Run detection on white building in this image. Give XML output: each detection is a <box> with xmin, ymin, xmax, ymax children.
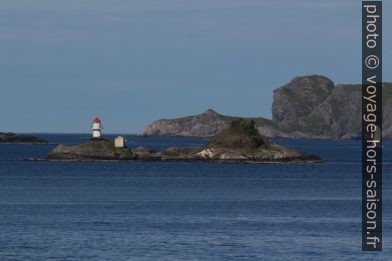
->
<box><xmin>115</xmin><ymin>136</ymin><xmax>125</xmax><ymax>148</ymax></box>
<box><xmin>92</xmin><ymin>117</ymin><xmax>102</xmax><ymax>139</ymax></box>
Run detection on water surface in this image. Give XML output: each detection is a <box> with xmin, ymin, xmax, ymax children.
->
<box><xmin>0</xmin><ymin>135</ymin><xmax>391</xmax><ymax>260</ymax></box>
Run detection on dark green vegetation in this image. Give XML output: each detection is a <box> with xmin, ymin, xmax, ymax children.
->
<box><xmin>221</xmin><ymin>114</ymin><xmax>278</xmax><ymax>129</ymax></box>
<box><xmin>207</xmin><ymin>119</ymin><xmax>265</xmax><ymax>150</ymax></box>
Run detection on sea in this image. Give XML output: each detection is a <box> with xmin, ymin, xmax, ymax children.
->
<box><xmin>0</xmin><ymin>134</ymin><xmax>391</xmax><ymax>260</ymax></box>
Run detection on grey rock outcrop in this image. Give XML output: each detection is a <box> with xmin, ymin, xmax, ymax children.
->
<box><xmin>140</xmin><ymin>109</ymin><xmax>231</xmax><ymax>137</ymax></box>
<box><xmin>272</xmin><ymin>75</ymin><xmax>334</xmax><ymax>132</ymax></box>
<box><xmin>273</xmin><ymin>76</ymin><xmax>392</xmax><ymax>139</ymax></box>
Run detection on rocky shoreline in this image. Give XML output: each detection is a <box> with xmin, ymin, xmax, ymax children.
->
<box><xmin>36</xmin><ymin>140</ymin><xmax>321</xmax><ymax>164</ymax></box>
<box><xmin>0</xmin><ymin>132</ymin><xmax>49</xmax><ymax>144</ymax></box>
<box><xmin>38</xmin><ymin>120</ymin><xmax>322</xmax><ymax>164</ymax></box>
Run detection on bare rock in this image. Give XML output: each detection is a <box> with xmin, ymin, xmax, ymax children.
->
<box><xmin>46</xmin><ymin>140</ymin><xmax>134</xmax><ymax>161</ymax></box>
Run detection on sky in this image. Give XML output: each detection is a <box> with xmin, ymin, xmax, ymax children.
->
<box><xmin>0</xmin><ymin>0</ymin><xmax>390</xmax><ymax>133</ymax></box>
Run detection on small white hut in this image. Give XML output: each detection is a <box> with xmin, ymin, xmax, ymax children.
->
<box><xmin>115</xmin><ymin>136</ymin><xmax>125</xmax><ymax>148</ymax></box>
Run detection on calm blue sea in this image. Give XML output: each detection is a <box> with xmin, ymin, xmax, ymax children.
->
<box><xmin>0</xmin><ymin>134</ymin><xmax>391</xmax><ymax>260</ymax></box>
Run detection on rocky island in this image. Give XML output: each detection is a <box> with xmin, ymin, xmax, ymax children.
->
<box><xmin>0</xmin><ymin>132</ymin><xmax>48</xmax><ymax>144</ymax></box>
<box><xmin>141</xmin><ymin>75</ymin><xmax>392</xmax><ymax>139</ymax></box>
<box><xmin>44</xmin><ymin>120</ymin><xmax>321</xmax><ymax>164</ymax></box>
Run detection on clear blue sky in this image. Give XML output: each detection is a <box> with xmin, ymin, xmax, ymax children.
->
<box><xmin>0</xmin><ymin>0</ymin><xmax>390</xmax><ymax>133</ymax></box>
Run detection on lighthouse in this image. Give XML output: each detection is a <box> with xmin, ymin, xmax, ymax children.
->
<box><xmin>92</xmin><ymin>117</ymin><xmax>102</xmax><ymax>139</ymax></box>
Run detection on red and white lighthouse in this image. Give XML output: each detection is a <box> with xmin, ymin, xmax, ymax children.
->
<box><xmin>92</xmin><ymin>117</ymin><xmax>102</xmax><ymax>139</ymax></box>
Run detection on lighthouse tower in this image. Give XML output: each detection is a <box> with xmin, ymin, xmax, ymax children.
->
<box><xmin>92</xmin><ymin>117</ymin><xmax>102</xmax><ymax>139</ymax></box>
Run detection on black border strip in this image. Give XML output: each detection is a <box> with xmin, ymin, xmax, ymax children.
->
<box><xmin>362</xmin><ymin>1</ymin><xmax>382</xmax><ymax>251</ymax></box>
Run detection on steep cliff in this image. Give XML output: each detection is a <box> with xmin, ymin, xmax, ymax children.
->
<box><xmin>273</xmin><ymin>76</ymin><xmax>392</xmax><ymax>139</ymax></box>
<box><xmin>272</xmin><ymin>75</ymin><xmax>334</xmax><ymax>133</ymax></box>
<box><xmin>141</xmin><ymin>75</ymin><xmax>392</xmax><ymax>139</ymax></box>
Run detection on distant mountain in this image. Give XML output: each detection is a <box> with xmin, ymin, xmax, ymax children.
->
<box><xmin>0</xmin><ymin>132</ymin><xmax>49</xmax><ymax>144</ymax></box>
<box><xmin>141</xmin><ymin>75</ymin><xmax>392</xmax><ymax>139</ymax></box>
<box><xmin>140</xmin><ymin>109</ymin><xmax>281</xmax><ymax>138</ymax></box>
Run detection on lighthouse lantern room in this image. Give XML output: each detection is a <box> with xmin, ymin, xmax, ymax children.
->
<box><xmin>92</xmin><ymin>117</ymin><xmax>102</xmax><ymax>139</ymax></box>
